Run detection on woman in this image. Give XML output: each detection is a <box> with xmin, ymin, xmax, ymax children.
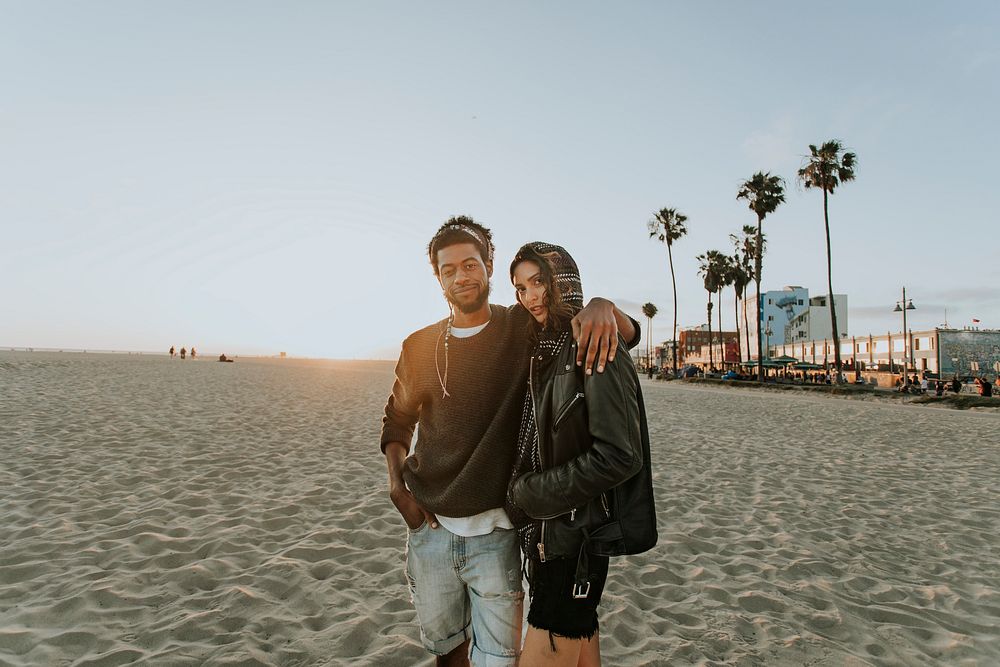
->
<box><xmin>505</xmin><ymin>242</ymin><xmax>656</xmax><ymax>666</ymax></box>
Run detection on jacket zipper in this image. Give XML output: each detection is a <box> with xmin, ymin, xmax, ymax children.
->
<box><xmin>530</xmin><ymin>353</ymin><xmax>548</xmax><ymax>562</ymax></box>
<box><xmin>600</xmin><ymin>492</ymin><xmax>610</xmax><ymax>518</ymax></box>
<box><xmin>538</xmin><ymin>522</ymin><xmax>546</xmax><ymax>561</ymax></box>
<box><xmin>552</xmin><ymin>391</ymin><xmax>585</xmax><ymax>432</ymax></box>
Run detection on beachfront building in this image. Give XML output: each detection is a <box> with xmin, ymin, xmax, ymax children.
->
<box><xmin>678</xmin><ymin>325</ymin><xmax>739</xmax><ymax>368</ymax></box>
<box><xmin>654</xmin><ymin>340</ymin><xmax>678</xmax><ymax>368</ymax></box>
<box><xmin>768</xmin><ymin>327</ymin><xmax>1000</xmax><ymax>382</ymax></box>
<box><xmin>684</xmin><ymin>338</ymin><xmax>740</xmax><ymax>369</ymax></box>
<box><xmin>742</xmin><ymin>286</ymin><xmax>848</xmax><ymax>359</ymax></box>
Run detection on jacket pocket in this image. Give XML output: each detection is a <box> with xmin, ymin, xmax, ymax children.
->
<box><xmin>552</xmin><ymin>391</ymin><xmax>585</xmax><ymax>432</ymax></box>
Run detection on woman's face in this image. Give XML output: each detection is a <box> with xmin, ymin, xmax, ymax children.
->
<box><xmin>512</xmin><ymin>260</ymin><xmax>548</xmax><ymax>325</ymax></box>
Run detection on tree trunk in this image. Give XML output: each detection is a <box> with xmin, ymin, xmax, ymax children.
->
<box><xmin>824</xmin><ymin>186</ymin><xmax>842</xmax><ymax>383</ymax></box>
<box><xmin>755</xmin><ymin>216</ymin><xmax>764</xmax><ymax>382</ymax></box>
<box><xmin>717</xmin><ymin>287</ymin><xmax>724</xmax><ymax>368</ymax></box>
<box><xmin>707</xmin><ymin>296</ymin><xmax>714</xmax><ymax>371</ymax></box>
<box><xmin>647</xmin><ymin>316</ymin><xmax>652</xmax><ymax>369</ymax></box>
<box><xmin>743</xmin><ymin>284</ymin><xmax>751</xmax><ymax>366</ymax></box>
<box><xmin>733</xmin><ymin>287</ymin><xmax>741</xmax><ymax>363</ymax></box>
<box><xmin>668</xmin><ymin>242</ymin><xmax>678</xmax><ymax>376</ymax></box>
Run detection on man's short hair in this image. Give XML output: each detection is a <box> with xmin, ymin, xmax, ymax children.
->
<box><xmin>427</xmin><ymin>216</ymin><xmax>495</xmax><ymax>275</ymax></box>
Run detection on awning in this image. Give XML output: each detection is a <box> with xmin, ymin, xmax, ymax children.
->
<box><xmin>745</xmin><ymin>359</ymin><xmax>785</xmax><ymax>368</ymax></box>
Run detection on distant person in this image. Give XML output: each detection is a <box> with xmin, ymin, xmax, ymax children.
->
<box><xmin>219</xmin><ymin>354</ymin><xmax>227</xmax><ymax>362</ymax></box>
<box><xmin>169</xmin><ymin>346</ymin><xmax>175</xmax><ymax>358</ymax></box>
<box><xmin>190</xmin><ymin>347</ymin><xmax>197</xmax><ymax>359</ymax></box>
<box><xmin>180</xmin><ymin>347</ymin><xmax>186</xmax><ymax>359</ymax></box>
<box><xmin>951</xmin><ymin>376</ymin><xmax>962</xmax><ymax>394</ymax></box>
<box><xmin>976</xmin><ymin>377</ymin><xmax>993</xmax><ymax>397</ymax></box>
<box><xmin>935</xmin><ymin>380</ymin><xmax>944</xmax><ymax>396</ymax></box>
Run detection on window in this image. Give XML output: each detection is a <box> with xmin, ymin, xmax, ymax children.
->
<box><xmin>798</xmin><ymin>299</ymin><xmax>803</xmax><ymax>305</ymax></box>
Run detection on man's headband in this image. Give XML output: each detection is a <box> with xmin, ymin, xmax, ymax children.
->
<box><xmin>435</xmin><ymin>223</ymin><xmax>494</xmax><ymax>262</ymax></box>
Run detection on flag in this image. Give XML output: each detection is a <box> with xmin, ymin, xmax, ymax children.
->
<box><xmin>972</xmin><ymin>318</ymin><xmax>981</xmax><ymax>323</ymax></box>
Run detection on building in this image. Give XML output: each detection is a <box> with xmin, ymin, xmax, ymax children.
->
<box><xmin>768</xmin><ymin>327</ymin><xmax>1000</xmax><ymax>382</ymax></box>
<box><xmin>784</xmin><ymin>294</ymin><xmax>849</xmax><ymax>344</ymax></box>
<box><xmin>654</xmin><ymin>340</ymin><xmax>678</xmax><ymax>368</ymax></box>
<box><xmin>742</xmin><ymin>286</ymin><xmax>848</xmax><ymax>359</ymax></box>
<box><xmin>684</xmin><ymin>338</ymin><xmax>740</xmax><ymax>368</ymax></box>
<box><xmin>678</xmin><ymin>325</ymin><xmax>739</xmax><ymax>368</ymax></box>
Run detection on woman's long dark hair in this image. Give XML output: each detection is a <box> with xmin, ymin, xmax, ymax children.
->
<box><xmin>510</xmin><ymin>246</ymin><xmax>580</xmax><ymax>342</ymax></box>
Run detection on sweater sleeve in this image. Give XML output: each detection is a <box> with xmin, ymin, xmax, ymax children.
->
<box><xmin>624</xmin><ymin>314</ymin><xmax>641</xmax><ymax>350</ymax></box>
<box><xmin>511</xmin><ymin>337</ymin><xmax>643</xmax><ymax>518</ymax></box>
<box><xmin>380</xmin><ymin>339</ymin><xmax>420</xmax><ymax>454</ymax></box>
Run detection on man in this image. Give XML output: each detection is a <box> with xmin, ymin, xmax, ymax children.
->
<box><xmin>381</xmin><ymin>217</ymin><xmax>637</xmax><ymax>666</ymax></box>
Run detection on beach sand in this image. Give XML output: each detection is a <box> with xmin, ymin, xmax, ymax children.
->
<box><xmin>1</xmin><ymin>351</ymin><xmax>998</xmax><ymax>666</ymax></box>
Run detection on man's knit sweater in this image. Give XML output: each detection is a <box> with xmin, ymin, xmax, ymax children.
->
<box><xmin>381</xmin><ymin>304</ymin><xmax>532</xmax><ymax>517</ymax></box>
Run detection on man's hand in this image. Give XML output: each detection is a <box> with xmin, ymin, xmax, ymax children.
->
<box><xmin>390</xmin><ymin>484</ymin><xmax>439</xmax><ymax>530</ymax></box>
<box><xmin>571</xmin><ymin>297</ymin><xmax>619</xmax><ymax>375</ymax></box>
<box><xmin>385</xmin><ymin>442</ymin><xmax>438</xmax><ymax>530</ymax></box>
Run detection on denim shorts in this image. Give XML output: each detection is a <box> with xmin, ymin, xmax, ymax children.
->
<box><xmin>405</xmin><ymin>523</ymin><xmax>524</xmax><ymax>666</ymax></box>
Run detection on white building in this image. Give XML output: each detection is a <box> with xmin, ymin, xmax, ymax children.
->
<box><xmin>785</xmin><ymin>294</ymin><xmax>849</xmax><ymax>344</ymax></box>
<box><xmin>742</xmin><ymin>287</ymin><xmax>849</xmax><ymax>359</ymax></box>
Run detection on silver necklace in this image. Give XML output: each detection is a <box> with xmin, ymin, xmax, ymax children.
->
<box><xmin>435</xmin><ymin>316</ymin><xmax>453</xmax><ymax>399</ymax></box>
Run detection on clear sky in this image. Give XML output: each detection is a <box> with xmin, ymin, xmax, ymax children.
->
<box><xmin>3</xmin><ymin>2</ymin><xmax>998</xmax><ymax>359</ymax></box>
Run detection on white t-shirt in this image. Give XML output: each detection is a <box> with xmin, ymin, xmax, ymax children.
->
<box><xmin>433</xmin><ymin>318</ymin><xmax>515</xmax><ymax>537</ymax></box>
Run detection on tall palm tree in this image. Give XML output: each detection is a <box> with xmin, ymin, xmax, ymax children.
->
<box><xmin>697</xmin><ymin>250</ymin><xmax>725</xmax><ymax>371</ymax></box>
<box><xmin>641</xmin><ymin>302</ymin><xmax>658</xmax><ymax>370</ymax></box>
<box><xmin>798</xmin><ymin>140</ymin><xmax>857</xmax><ymax>384</ymax></box>
<box><xmin>737</xmin><ymin>172</ymin><xmax>786</xmax><ymax>381</ymax></box>
<box><xmin>648</xmin><ymin>208</ymin><xmax>688</xmax><ymax>377</ymax></box>
<box><xmin>727</xmin><ymin>255</ymin><xmax>750</xmax><ymax>363</ymax></box>
<box><xmin>730</xmin><ymin>225</ymin><xmax>764</xmax><ymax>364</ymax></box>
<box><xmin>714</xmin><ymin>254</ymin><xmax>733</xmax><ymax>367</ymax></box>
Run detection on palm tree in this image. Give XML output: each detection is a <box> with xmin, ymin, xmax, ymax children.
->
<box><xmin>648</xmin><ymin>208</ymin><xmax>688</xmax><ymax>377</ymax></box>
<box><xmin>697</xmin><ymin>250</ymin><xmax>725</xmax><ymax>371</ymax></box>
<box><xmin>730</xmin><ymin>225</ymin><xmax>763</xmax><ymax>364</ymax></box>
<box><xmin>737</xmin><ymin>172</ymin><xmax>786</xmax><ymax>381</ymax></box>
<box><xmin>727</xmin><ymin>255</ymin><xmax>750</xmax><ymax>363</ymax></box>
<box><xmin>798</xmin><ymin>140</ymin><xmax>857</xmax><ymax>384</ymax></box>
<box><xmin>641</xmin><ymin>302</ymin><xmax>658</xmax><ymax>370</ymax></box>
<box><xmin>714</xmin><ymin>254</ymin><xmax>733</xmax><ymax>368</ymax></box>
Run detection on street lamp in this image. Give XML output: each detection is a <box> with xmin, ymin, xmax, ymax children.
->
<box><xmin>893</xmin><ymin>287</ymin><xmax>916</xmax><ymax>379</ymax></box>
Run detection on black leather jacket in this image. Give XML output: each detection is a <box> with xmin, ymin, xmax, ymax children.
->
<box><xmin>511</xmin><ymin>335</ymin><xmax>657</xmax><ymax>582</ymax></box>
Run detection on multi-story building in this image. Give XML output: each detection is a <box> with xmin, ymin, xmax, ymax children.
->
<box><xmin>768</xmin><ymin>327</ymin><xmax>1000</xmax><ymax>380</ymax></box>
<box><xmin>678</xmin><ymin>325</ymin><xmax>739</xmax><ymax>368</ymax></box>
<box><xmin>785</xmin><ymin>294</ymin><xmax>849</xmax><ymax>344</ymax></box>
<box><xmin>742</xmin><ymin>286</ymin><xmax>848</xmax><ymax>358</ymax></box>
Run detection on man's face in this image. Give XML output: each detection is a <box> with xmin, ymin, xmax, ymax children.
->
<box><xmin>436</xmin><ymin>242</ymin><xmax>492</xmax><ymax>314</ymax></box>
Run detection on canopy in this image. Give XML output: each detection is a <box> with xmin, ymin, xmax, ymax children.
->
<box><xmin>745</xmin><ymin>359</ymin><xmax>785</xmax><ymax>368</ymax></box>
<box><xmin>773</xmin><ymin>355</ymin><xmax>798</xmax><ymax>364</ymax></box>
<box><xmin>791</xmin><ymin>362</ymin><xmax>824</xmax><ymax>370</ymax></box>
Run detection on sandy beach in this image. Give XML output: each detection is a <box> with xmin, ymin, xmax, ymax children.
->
<box><xmin>1</xmin><ymin>351</ymin><xmax>998</xmax><ymax>666</ymax></box>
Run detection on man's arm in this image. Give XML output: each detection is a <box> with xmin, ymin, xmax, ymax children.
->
<box><xmin>571</xmin><ymin>297</ymin><xmax>639</xmax><ymax>375</ymax></box>
<box><xmin>381</xmin><ymin>341</ymin><xmax>438</xmax><ymax>530</ymax></box>
<box><xmin>385</xmin><ymin>441</ymin><xmax>438</xmax><ymax>530</ymax></box>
